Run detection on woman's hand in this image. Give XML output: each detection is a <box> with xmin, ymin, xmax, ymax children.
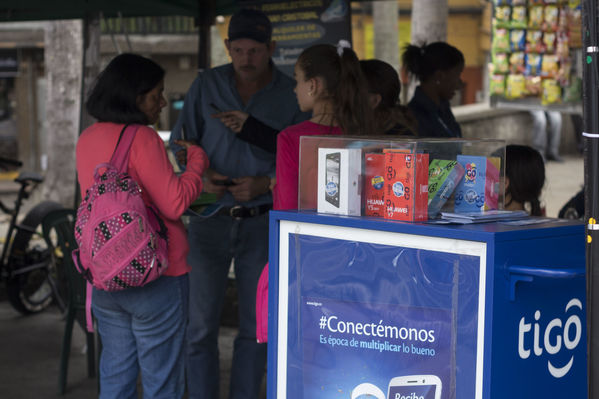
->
<box><xmin>211</xmin><ymin>110</ymin><xmax>249</xmax><ymax>133</ymax></box>
<box><xmin>173</xmin><ymin>139</ymin><xmax>197</xmax><ymax>165</ymax></box>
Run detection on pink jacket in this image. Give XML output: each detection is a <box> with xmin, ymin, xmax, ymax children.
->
<box><xmin>76</xmin><ymin>122</ymin><xmax>208</xmax><ymax>276</ymax></box>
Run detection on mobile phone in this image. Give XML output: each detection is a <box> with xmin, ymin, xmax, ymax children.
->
<box><xmin>213</xmin><ymin>178</ymin><xmax>235</xmax><ymax>186</ymax></box>
<box><xmin>181</xmin><ymin>124</ymin><xmax>187</xmax><ymax>141</ymax></box>
<box><xmin>209</xmin><ymin>102</ymin><xmax>222</xmax><ymax>113</ymax></box>
<box><xmin>387</xmin><ymin>375</ymin><xmax>442</xmax><ymax>399</ymax></box>
<box><xmin>325</xmin><ymin>152</ymin><xmax>340</xmax><ymax>208</ymax></box>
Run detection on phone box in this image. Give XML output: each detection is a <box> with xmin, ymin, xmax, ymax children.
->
<box><xmin>454</xmin><ymin>155</ymin><xmax>501</xmax><ymax>212</ymax></box>
<box><xmin>364</xmin><ymin>153</ymin><xmax>385</xmax><ymax>217</ymax></box>
<box><xmin>383</xmin><ymin>151</ymin><xmax>429</xmax><ymax>221</ymax></box>
<box><xmin>317</xmin><ymin>148</ymin><xmax>362</xmax><ymax>216</ymax></box>
<box><xmin>428</xmin><ymin>159</ymin><xmax>465</xmax><ymax>218</ymax></box>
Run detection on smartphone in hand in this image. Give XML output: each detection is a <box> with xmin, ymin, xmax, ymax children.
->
<box><xmin>213</xmin><ymin>178</ymin><xmax>235</xmax><ymax>186</ymax></box>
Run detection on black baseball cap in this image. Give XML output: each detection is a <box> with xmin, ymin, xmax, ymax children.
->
<box><xmin>228</xmin><ymin>8</ymin><xmax>272</xmax><ymax>43</ymax></box>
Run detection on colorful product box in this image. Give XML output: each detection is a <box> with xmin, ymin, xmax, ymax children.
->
<box><xmin>454</xmin><ymin>155</ymin><xmax>501</xmax><ymax>213</ymax></box>
<box><xmin>383</xmin><ymin>151</ymin><xmax>429</xmax><ymax>222</ymax></box>
<box><xmin>428</xmin><ymin>159</ymin><xmax>465</xmax><ymax>218</ymax></box>
<box><xmin>364</xmin><ymin>153</ymin><xmax>385</xmax><ymax>217</ymax></box>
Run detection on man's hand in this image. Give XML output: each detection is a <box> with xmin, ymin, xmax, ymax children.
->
<box><xmin>211</xmin><ymin>110</ymin><xmax>249</xmax><ymax>133</ymax></box>
<box><xmin>202</xmin><ymin>169</ymin><xmax>231</xmax><ymax>198</ymax></box>
<box><xmin>227</xmin><ymin>176</ymin><xmax>270</xmax><ymax>202</ymax></box>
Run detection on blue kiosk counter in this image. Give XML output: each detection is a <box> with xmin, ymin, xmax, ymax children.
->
<box><xmin>266</xmin><ymin>211</ymin><xmax>586</xmax><ymax>399</ymax></box>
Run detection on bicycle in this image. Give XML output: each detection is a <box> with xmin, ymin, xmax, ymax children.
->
<box><xmin>0</xmin><ymin>156</ymin><xmax>66</xmax><ymax>314</ymax></box>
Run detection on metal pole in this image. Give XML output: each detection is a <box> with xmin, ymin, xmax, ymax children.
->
<box><xmin>582</xmin><ymin>1</ymin><xmax>599</xmax><ymax>398</ymax></box>
<box><xmin>197</xmin><ymin>0</ymin><xmax>214</xmax><ymax>72</ymax></box>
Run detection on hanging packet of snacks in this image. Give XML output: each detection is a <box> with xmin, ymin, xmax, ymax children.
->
<box><xmin>556</xmin><ymin>32</ymin><xmax>570</xmax><ymax>59</ymax></box>
<box><xmin>494</xmin><ymin>6</ymin><xmax>511</xmax><ymax>28</ymax></box>
<box><xmin>541</xmin><ymin>54</ymin><xmax>559</xmax><ymax>78</ymax></box>
<box><xmin>569</xmin><ymin>8</ymin><xmax>582</xmax><ymax>48</ymax></box>
<box><xmin>509</xmin><ymin>52</ymin><xmax>526</xmax><ymax>74</ymax></box>
<box><xmin>528</xmin><ymin>6</ymin><xmax>544</xmax><ymax>29</ymax></box>
<box><xmin>490</xmin><ymin>74</ymin><xmax>506</xmax><ymax>96</ymax></box>
<box><xmin>542</xmin><ymin>79</ymin><xmax>561</xmax><ymax>105</ymax></box>
<box><xmin>526</xmin><ymin>30</ymin><xmax>544</xmax><ymax>53</ymax></box>
<box><xmin>492</xmin><ymin>28</ymin><xmax>511</xmax><ymax>52</ymax></box>
<box><xmin>525</xmin><ymin>54</ymin><xmax>543</xmax><ymax>76</ymax></box>
<box><xmin>543</xmin><ymin>6</ymin><xmax>560</xmax><ymax>32</ymax></box>
<box><xmin>493</xmin><ymin>52</ymin><xmax>510</xmax><ymax>74</ymax></box>
<box><xmin>510</xmin><ymin>29</ymin><xmax>526</xmax><ymax>52</ymax></box>
<box><xmin>511</xmin><ymin>6</ymin><xmax>527</xmax><ymax>29</ymax></box>
<box><xmin>562</xmin><ymin>77</ymin><xmax>582</xmax><ymax>103</ymax></box>
<box><xmin>525</xmin><ymin>76</ymin><xmax>542</xmax><ymax>96</ymax></box>
<box><xmin>506</xmin><ymin>74</ymin><xmax>526</xmax><ymax>99</ymax></box>
<box><xmin>543</xmin><ymin>32</ymin><xmax>557</xmax><ymax>53</ymax></box>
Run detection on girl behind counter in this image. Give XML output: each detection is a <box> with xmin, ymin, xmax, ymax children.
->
<box><xmin>504</xmin><ymin>144</ymin><xmax>546</xmax><ymax>216</ymax></box>
<box><xmin>257</xmin><ymin>43</ymin><xmax>374</xmax><ymax>344</ymax></box>
<box><xmin>402</xmin><ymin>41</ymin><xmax>465</xmax><ymax>138</ymax></box>
<box><xmin>273</xmin><ymin>42</ymin><xmax>374</xmax><ymax>210</ymax></box>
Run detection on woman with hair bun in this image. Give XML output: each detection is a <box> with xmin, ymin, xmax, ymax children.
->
<box><xmin>402</xmin><ymin>41</ymin><xmax>464</xmax><ymax>138</ymax></box>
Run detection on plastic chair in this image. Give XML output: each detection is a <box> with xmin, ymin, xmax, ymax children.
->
<box><xmin>41</xmin><ymin>208</ymin><xmax>96</xmax><ymax>394</ymax></box>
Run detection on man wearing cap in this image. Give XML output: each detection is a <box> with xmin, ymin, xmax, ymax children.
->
<box><xmin>169</xmin><ymin>8</ymin><xmax>306</xmax><ymax>399</ymax></box>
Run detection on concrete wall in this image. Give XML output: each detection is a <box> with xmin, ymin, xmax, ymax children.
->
<box><xmin>455</xmin><ymin>104</ymin><xmax>581</xmax><ymax>156</ymax></box>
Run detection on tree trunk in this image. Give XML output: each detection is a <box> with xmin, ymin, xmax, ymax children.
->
<box><xmin>373</xmin><ymin>1</ymin><xmax>399</xmax><ymax>72</ymax></box>
<box><xmin>405</xmin><ymin>0</ymin><xmax>449</xmax><ymax>103</ymax></box>
<box><xmin>42</xmin><ymin>20</ymin><xmax>83</xmax><ymax>207</ymax></box>
<box><xmin>80</xmin><ymin>15</ymin><xmax>101</xmax><ymax>133</ymax></box>
<box><xmin>411</xmin><ymin>0</ymin><xmax>448</xmax><ymax>44</ymax></box>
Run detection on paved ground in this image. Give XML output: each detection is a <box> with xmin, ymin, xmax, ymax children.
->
<box><xmin>0</xmin><ymin>299</ymin><xmax>241</xmax><ymax>398</ymax></box>
<box><xmin>0</xmin><ymin>153</ymin><xmax>584</xmax><ymax>398</ymax></box>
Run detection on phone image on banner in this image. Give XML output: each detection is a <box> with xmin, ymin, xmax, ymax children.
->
<box><xmin>325</xmin><ymin>152</ymin><xmax>340</xmax><ymax>207</ymax></box>
<box><xmin>387</xmin><ymin>375</ymin><xmax>442</xmax><ymax>399</ymax></box>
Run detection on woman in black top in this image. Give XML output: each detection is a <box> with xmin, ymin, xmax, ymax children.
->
<box><xmin>402</xmin><ymin>42</ymin><xmax>464</xmax><ymax>138</ymax></box>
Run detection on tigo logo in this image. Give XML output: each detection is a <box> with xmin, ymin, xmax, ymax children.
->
<box><xmin>517</xmin><ymin>298</ymin><xmax>583</xmax><ymax>378</ymax></box>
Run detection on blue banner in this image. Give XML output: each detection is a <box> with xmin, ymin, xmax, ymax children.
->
<box><xmin>302</xmin><ymin>297</ymin><xmax>451</xmax><ymax>398</ymax></box>
<box><xmin>283</xmin><ymin>233</ymin><xmax>482</xmax><ymax>399</ymax></box>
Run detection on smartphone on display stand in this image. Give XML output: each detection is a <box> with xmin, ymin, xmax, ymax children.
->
<box><xmin>325</xmin><ymin>152</ymin><xmax>340</xmax><ymax>207</ymax></box>
<box><xmin>387</xmin><ymin>375</ymin><xmax>442</xmax><ymax>399</ymax></box>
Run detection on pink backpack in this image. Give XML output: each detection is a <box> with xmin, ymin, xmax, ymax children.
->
<box><xmin>256</xmin><ymin>263</ymin><xmax>269</xmax><ymax>343</ymax></box>
<box><xmin>73</xmin><ymin>124</ymin><xmax>169</xmax><ymax>298</ymax></box>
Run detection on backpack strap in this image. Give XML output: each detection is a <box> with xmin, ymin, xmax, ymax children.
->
<box><xmin>110</xmin><ymin>124</ymin><xmax>141</xmax><ymax>173</ymax></box>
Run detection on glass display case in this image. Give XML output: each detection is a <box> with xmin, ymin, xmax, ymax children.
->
<box><xmin>298</xmin><ymin>136</ymin><xmax>507</xmax><ymax>221</ymax></box>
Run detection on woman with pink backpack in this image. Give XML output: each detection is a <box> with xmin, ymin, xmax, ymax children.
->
<box><xmin>76</xmin><ymin>53</ymin><xmax>208</xmax><ymax>398</ymax></box>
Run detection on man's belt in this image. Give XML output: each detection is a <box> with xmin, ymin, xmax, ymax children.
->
<box><xmin>217</xmin><ymin>204</ymin><xmax>272</xmax><ymax>219</ymax></box>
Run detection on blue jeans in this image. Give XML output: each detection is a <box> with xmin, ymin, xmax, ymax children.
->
<box><xmin>92</xmin><ymin>275</ymin><xmax>189</xmax><ymax>399</ymax></box>
<box><xmin>186</xmin><ymin>214</ymin><xmax>268</xmax><ymax>399</ymax></box>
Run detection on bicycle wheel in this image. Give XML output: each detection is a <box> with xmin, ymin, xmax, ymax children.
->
<box><xmin>5</xmin><ymin>200</ymin><xmax>65</xmax><ymax>314</ymax></box>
